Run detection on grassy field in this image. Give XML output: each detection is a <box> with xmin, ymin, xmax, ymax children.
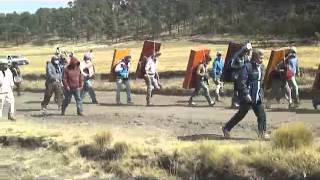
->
<box><xmin>1</xmin><ymin>120</ymin><xmax>319</xmax><ymax>179</ymax></box>
<box><xmin>0</xmin><ymin>40</ymin><xmax>319</xmax><ymax>74</ymax></box>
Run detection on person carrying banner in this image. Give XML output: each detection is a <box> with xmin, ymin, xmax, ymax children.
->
<box><xmin>189</xmin><ymin>54</ymin><xmax>215</xmax><ymax>106</ymax></box>
<box><xmin>115</xmin><ymin>56</ymin><xmax>133</xmax><ymax>105</ymax></box>
<box><xmin>230</xmin><ymin>42</ymin><xmax>252</xmax><ymax>108</ymax></box>
<box><xmin>211</xmin><ymin>51</ymin><xmax>224</xmax><ymax>102</ymax></box>
<box><xmin>222</xmin><ymin>49</ymin><xmax>268</xmax><ymax>139</ymax></box>
<box><xmin>144</xmin><ymin>52</ymin><xmax>161</xmax><ymax>106</ymax></box>
<box><xmin>286</xmin><ymin>47</ymin><xmax>300</xmax><ymax>107</ymax></box>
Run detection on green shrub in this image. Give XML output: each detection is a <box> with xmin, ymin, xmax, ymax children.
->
<box><xmin>271</xmin><ymin>122</ymin><xmax>313</xmax><ymax>149</ymax></box>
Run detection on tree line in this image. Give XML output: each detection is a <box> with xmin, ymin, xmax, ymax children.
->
<box><xmin>0</xmin><ymin>0</ymin><xmax>320</xmax><ymax>45</ymax></box>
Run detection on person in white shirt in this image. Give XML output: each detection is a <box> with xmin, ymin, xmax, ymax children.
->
<box><xmin>114</xmin><ymin>56</ymin><xmax>133</xmax><ymax>105</ymax></box>
<box><xmin>0</xmin><ymin>59</ymin><xmax>15</xmax><ymax>120</ymax></box>
<box><xmin>80</xmin><ymin>53</ymin><xmax>98</xmax><ymax>104</ymax></box>
<box><xmin>144</xmin><ymin>52</ymin><xmax>161</xmax><ymax>106</ymax></box>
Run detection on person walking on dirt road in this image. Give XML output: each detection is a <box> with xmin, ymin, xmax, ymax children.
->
<box><xmin>312</xmin><ymin>64</ymin><xmax>320</xmax><ymax>110</ymax></box>
<box><xmin>0</xmin><ymin>59</ymin><xmax>16</xmax><ymax>120</ymax></box>
<box><xmin>230</xmin><ymin>43</ymin><xmax>252</xmax><ymax>108</ymax></box>
<box><xmin>211</xmin><ymin>51</ymin><xmax>224</xmax><ymax>102</ymax></box>
<box><xmin>41</xmin><ymin>55</ymin><xmax>64</xmax><ymax>110</ymax></box>
<box><xmin>286</xmin><ymin>47</ymin><xmax>300</xmax><ymax>107</ymax></box>
<box><xmin>115</xmin><ymin>56</ymin><xmax>133</xmax><ymax>105</ymax></box>
<box><xmin>10</xmin><ymin>62</ymin><xmax>23</xmax><ymax>96</ymax></box>
<box><xmin>189</xmin><ymin>54</ymin><xmax>215</xmax><ymax>106</ymax></box>
<box><xmin>222</xmin><ymin>49</ymin><xmax>268</xmax><ymax>139</ymax></box>
<box><xmin>80</xmin><ymin>53</ymin><xmax>98</xmax><ymax>104</ymax></box>
<box><xmin>144</xmin><ymin>52</ymin><xmax>162</xmax><ymax>106</ymax></box>
<box><xmin>61</xmin><ymin>57</ymin><xmax>84</xmax><ymax>116</ymax></box>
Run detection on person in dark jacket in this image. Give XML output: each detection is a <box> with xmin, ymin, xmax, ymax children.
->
<box><xmin>312</xmin><ymin>64</ymin><xmax>320</xmax><ymax>110</ymax></box>
<box><xmin>230</xmin><ymin>43</ymin><xmax>252</xmax><ymax>108</ymax></box>
<box><xmin>61</xmin><ymin>57</ymin><xmax>84</xmax><ymax>116</ymax></box>
<box><xmin>41</xmin><ymin>55</ymin><xmax>64</xmax><ymax>110</ymax></box>
<box><xmin>222</xmin><ymin>49</ymin><xmax>268</xmax><ymax>139</ymax></box>
<box><xmin>9</xmin><ymin>62</ymin><xmax>22</xmax><ymax>96</ymax></box>
<box><xmin>189</xmin><ymin>54</ymin><xmax>215</xmax><ymax>106</ymax></box>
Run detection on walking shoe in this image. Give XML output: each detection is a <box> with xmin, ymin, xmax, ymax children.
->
<box><xmin>288</xmin><ymin>103</ymin><xmax>295</xmax><ymax>109</ymax></box>
<box><xmin>8</xmin><ymin>113</ymin><xmax>16</xmax><ymax>121</ymax></box>
<box><xmin>258</xmin><ymin>131</ymin><xmax>270</xmax><ymax>140</ymax></box>
<box><xmin>92</xmin><ymin>100</ymin><xmax>98</xmax><ymax>104</ymax></box>
<box><xmin>117</xmin><ymin>102</ymin><xmax>123</xmax><ymax>105</ymax></box>
<box><xmin>231</xmin><ymin>103</ymin><xmax>239</xmax><ymax>109</ymax></box>
<box><xmin>77</xmin><ymin>112</ymin><xmax>84</xmax><ymax>116</ymax></box>
<box><xmin>61</xmin><ymin>108</ymin><xmax>66</xmax><ymax>116</ymax></box>
<box><xmin>222</xmin><ymin>126</ymin><xmax>231</xmax><ymax>139</ymax></box>
<box><xmin>189</xmin><ymin>101</ymin><xmax>196</xmax><ymax>106</ymax></box>
<box><xmin>41</xmin><ymin>104</ymin><xmax>47</xmax><ymax>111</ymax></box>
<box><xmin>127</xmin><ymin>101</ymin><xmax>134</xmax><ymax>105</ymax></box>
<box><xmin>312</xmin><ymin>100</ymin><xmax>318</xmax><ymax>110</ymax></box>
<box><xmin>209</xmin><ymin>101</ymin><xmax>215</xmax><ymax>107</ymax></box>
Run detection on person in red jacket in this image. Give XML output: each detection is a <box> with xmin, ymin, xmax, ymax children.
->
<box><xmin>61</xmin><ymin>57</ymin><xmax>84</xmax><ymax>116</ymax></box>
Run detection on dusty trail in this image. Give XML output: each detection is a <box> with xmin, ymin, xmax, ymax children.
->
<box><xmin>10</xmin><ymin>91</ymin><xmax>320</xmax><ymax>141</ymax></box>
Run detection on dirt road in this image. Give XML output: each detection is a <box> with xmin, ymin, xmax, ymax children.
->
<box><xmin>9</xmin><ymin>91</ymin><xmax>319</xmax><ymax>141</ymax></box>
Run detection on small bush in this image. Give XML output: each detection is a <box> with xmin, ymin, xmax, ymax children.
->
<box><xmin>271</xmin><ymin>122</ymin><xmax>313</xmax><ymax>149</ymax></box>
<box><xmin>93</xmin><ymin>131</ymin><xmax>113</xmax><ymax>150</ymax></box>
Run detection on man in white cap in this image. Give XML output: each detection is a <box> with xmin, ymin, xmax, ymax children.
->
<box><xmin>0</xmin><ymin>59</ymin><xmax>16</xmax><ymax>120</ymax></box>
<box><xmin>80</xmin><ymin>53</ymin><xmax>98</xmax><ymax>104</ymax></box>
<box><xmin>144</xmin><ymin>52</ymin><xmax>161</xmax><ymax>106</ymax></box>
<box><xmin>230</xmin><ymin>42</ymin><xmax>253</xmax><ymax>108</ymax></box>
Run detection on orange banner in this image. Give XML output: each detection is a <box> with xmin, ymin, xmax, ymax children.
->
<box><xmin>183</xmin><ymin>48</ymin><xmax>210</xmax><ymax>89</ymax></box>
<box><xmin>109</xmin><ymin>49</ymin><xmax>131</xmax><ymax>82</ymax></box>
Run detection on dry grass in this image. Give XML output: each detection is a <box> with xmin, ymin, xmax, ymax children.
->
<box><xmin>1</xmin><ymin>120</ymin><xmax>320</xmax><ymax>179</ymax></box>
<box><xmin>1</xmin><ymin>40</ymin><xmax>319</xmax><ymax>75</ymax></box>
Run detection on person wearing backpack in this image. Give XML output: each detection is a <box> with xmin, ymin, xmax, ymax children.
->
<box><xmin>211</xmin><ymin>51</ymin><xmax>224</xmax><ymax>102</ymax></box>
<box><xmin>115</xmin><ymin>56</ymin><xmax>133</xmax><ymax>105</ymax></box>
<box><xmin>189</xmin><ymin>54</ymin><xmax>215</xmax><ymax>107</ymax></box>
<box><xmin>222</xmin><ymin>49</ymin><xmax>268</xmax><ymax>139</ymax></box>
<box><xmin>286</xmin><ymin>47</ymin><xmax>300</xmax><ymax>107</ymax></box>
<box><xmin>144</xmin><ymin>52</ymin><xmax>161</xmax><ymax>106</ymax></box>
<box><xmin>229</xmin><ymin>42</ymin><xmax>253</xmax><ymax>108</ymax></box>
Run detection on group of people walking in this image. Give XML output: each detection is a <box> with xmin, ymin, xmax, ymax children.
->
<box><xmin>1</xmin><ymin>42</ymin><xmax>318</xmax><ymax>140</ymax></box>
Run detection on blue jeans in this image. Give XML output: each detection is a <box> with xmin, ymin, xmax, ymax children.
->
<box><xmin>81</xmin><ymin>79</ymin><xmax>97</xmax><ymax>103</ymax></box>
<box><xmin>62</xmin><ymin>88</ymin><xmax>83</xmax><ymax>114</ymax></box>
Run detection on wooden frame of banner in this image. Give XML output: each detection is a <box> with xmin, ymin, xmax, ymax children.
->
<box><xmin>135</xmin><ymin>40</ymin><xmax>161</xmax><ymax>79</ymax></box>
<box><xmin>264</xmin><ymin>47</ymin><xmax>290</xmax><ymax>90</ymax></box>
<box><xmin>183</xmin><ymin>48</ymin><xmax>210</xmax><ymax>89</ymax></box>
<box><xmin>222</xmin><ymin>42</ymin><xmax>242</xmax><ymax>83</ymax></box>
<box><xmin>312</xmin><ymin>65</ymin><xmax>320</xmax><ymax>91</ymax></box>
<box><xmin>109</xmin><ymin>49</ymin><xmax>131</xmax><ymax>82</ymax></box>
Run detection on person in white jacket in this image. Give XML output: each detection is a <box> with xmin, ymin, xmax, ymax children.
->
<box><xmin>144</xmin><ymin>52</ymin><xmax>161</xmax><ymax>106</ymax></box>
<box><xmin>0</xmin><ymin>59</ymin><xmax>15</xmax><ymax>120</ymax></box>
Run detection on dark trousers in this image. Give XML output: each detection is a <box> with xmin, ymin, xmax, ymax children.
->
<box><xmin>225</xmin><ymin>101</ymin><xmax>267</xmax><ymax>133</ymax></box>
<box><xmin>81</xmin><ymin>79</ymin><xmax>97</xmax><ymax>103</ymax></box>
<box><xmin>189</xmin><ymin>80</ymin><xmax>213</xmax><ymax>104</ymax></box>
<box><xmin>62</xmin><ymin>88</ymin><xmax>83</xmax><ymax>114</ymax></box>
<box><xmin>232</xmin><ymin>82</ymin><xmax>239</xmax><ymax>106</ymax></box>
<box><xmin>14</xmin><ymin>82</ymin><xmax>21</xmax><ymax>96</ymax></box>
<box><xmin>41</xmin><ymin>81</ymin><xmax>64</xmax><ymax>107</ymax></box>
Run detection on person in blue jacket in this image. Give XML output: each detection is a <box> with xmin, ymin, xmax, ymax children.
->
<box><xmin>115</xmin><ymin>56</ymin><xmax>133</xmax><ymax>105</ymax></box>
<box><xmin>211</xmin><ymin>51</ymin><xmax>224</xmax><ymax>101</ymax></box>
<box><xmin>222</xmin><ymin>49</ymin><xmax>268</xmax><ymax>139</ymax></box>
<box><xmin>230</xmin><ymin>43</ymin><xmax>252</xmax><ymax>108</ymax></box>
